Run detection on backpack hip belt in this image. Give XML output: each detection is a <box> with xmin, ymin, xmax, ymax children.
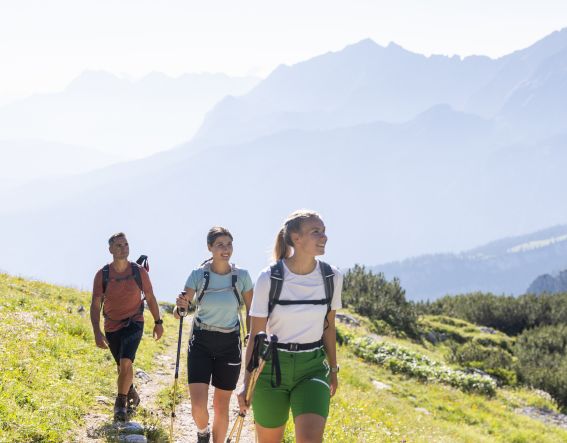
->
<box><xmin>193</xmin><ymin>317</ymin><xmax>240</xmax><ymax>334</ymax></box>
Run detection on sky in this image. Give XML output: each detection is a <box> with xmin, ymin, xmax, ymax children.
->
<box><xmin>1</xmin><ymin>0</ymin><xmax>566</xmax><ymax>102</ymax></box>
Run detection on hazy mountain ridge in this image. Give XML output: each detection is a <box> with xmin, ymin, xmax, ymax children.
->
<box><xmin>0</xmin><ymin>70</ymin><xmax>260</xmax><ymax>158</ymax></box>
<box><xmin>372</xmin><ymin>225</ymin><xmax>567</xmax><ymax>300</ymax></box>
<box><xmin>2</xmin><ymin>30</ymin><xmax>567</xmax><ymax>299</ymax></box>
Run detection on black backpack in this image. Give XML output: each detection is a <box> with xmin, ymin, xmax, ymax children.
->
<box><xmin>100</xmin><ymin>255</ymin><xmax>149</xmax><ymax>324</ymax></box>
<box><xmin>101</xmin><ymin>255</ymin><xmax>148</xmax><ymax>294</ymax></box>
<box><xmin>268</xmin><ymin>260</ymin><xmax>335</xmax><ymax>318</ymax></box>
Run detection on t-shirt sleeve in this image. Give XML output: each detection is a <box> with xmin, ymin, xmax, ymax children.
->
<box><xmin>240</xmin><ymin>270</ymin><xmax>254</xmax><ymax>293</ymax></box>
<box><xmin>249</xmin><ymin>269</ymin><xmax>270</xmax><ymax>318</ymax></box>
<box><xmin>92</xmin><ymin>270</ymin><xmax>103</xmax><ymax>299</ymax></box>
<box><xmin>185</xmin><ymin>269</ymin><xmax>201</xmax><ymax>291</ymax></box>
<box><xmin>139</xmin><ymin>267</ymin><xmax>153</xmax><ymax>294</ymax></box>
<box><xmin>331</xmin><ymin>266</ymin><xmax>343</xmax><ymax>310</ymax></box>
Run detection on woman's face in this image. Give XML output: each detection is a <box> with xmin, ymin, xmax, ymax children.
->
<box><xmin>292</xmin><ymin>217</ymin><xmax>327</xmax><ymax>257</ymax></box>
<box><xmin>208</xmin><ymin>235</ymin><xmax>233</xmax><ymax>263</ymax></box>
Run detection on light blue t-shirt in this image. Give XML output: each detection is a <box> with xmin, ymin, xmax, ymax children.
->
<box><xmin>185</xmin><ymin>266</ymin><xmax>253</xmax><ymax>329</ymax></box>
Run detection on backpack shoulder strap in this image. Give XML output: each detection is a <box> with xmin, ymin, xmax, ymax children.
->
<box><xmin>268</xmin><ymin>260</ymin><xmax>284</xmax><ymax>317</ymax></box>
<box><xmin>102</xmin><ymin>264</ymin><xmax>110</xmax><ymax>294</ymax></box>
<box><xmin>319</xmin><ymin>261</ymin><xmax>335</xmax><ymax>308</ymax></box>
<box><xmin>131</xmin><ymin>262</ymin><xmax>144</xmax><ymax>295</ymax></box>
<box><xmin>231</xmin><ymin>263</ymin><xmax>243</xmax><ymax>306</ymax></box>
<box><xmin>197</xmin><ymin>262</ymin><xmax>211</xmax><ymax>303</ymax></box>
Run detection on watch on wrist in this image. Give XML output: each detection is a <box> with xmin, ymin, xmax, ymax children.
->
<box><xmin>154</xmin><ymin>319</ymin><xmax>163</xmax><ymax>325</ymax></box>
<box><xmin>330</xmin><ymin>365</ymin><xmax>340</xmax><ymax>373</ymax></box>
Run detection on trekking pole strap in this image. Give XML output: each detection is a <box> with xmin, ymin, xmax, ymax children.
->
<box><xmin>268</xmin><ymin>336</ymin><xmax>281</xmax><ymax>388</ymax></box>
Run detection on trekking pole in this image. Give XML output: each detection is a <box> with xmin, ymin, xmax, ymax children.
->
<box><xmin>226</xmin><ymin>333</ymin><xmax>277</xmax><ymax>443</ymax></box>
<box><xmin>169</xmin><ymin>291</ymin><xmax>187</xmax><ymax>443</ymax></box>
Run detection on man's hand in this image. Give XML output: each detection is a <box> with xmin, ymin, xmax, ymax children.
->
<box><xmin>94</xmin><ymin>331</ymin><xmax>109</xmax><ymax>349</ymax></box>
<box><xmin>153</xmin><ymin>323</ymin><xmax>164</xmax><ymax>340</ymax></box>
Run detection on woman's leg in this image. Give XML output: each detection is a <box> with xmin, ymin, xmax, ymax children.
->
<box><xmin>189</xmin><ymin>383</ymin><xmax>210</xmax><ymax>430</ymax></box>
<box><xmin>255</xmin><ymin>423</ymin><xmax>286</xmax><ymax>443</ymax></box>
<box><xmin>211</xmin><ymin>387</ymin><xmax>232</xmax><ymax>442</ymax></box>
<box><xmin>294</xmin><ymin>413</ymin><xmax>326</xmax><ymax>443</ymax></box>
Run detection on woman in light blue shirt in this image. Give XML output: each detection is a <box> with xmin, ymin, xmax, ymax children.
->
<box><xmin>175</xmin><ymin>226</ymin><xmax>253</xmax><ymax>443</ymax></box>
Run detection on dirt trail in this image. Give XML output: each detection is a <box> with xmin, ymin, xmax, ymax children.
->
<box><xmin>76</xmin><ymin>316</ymin><xmax>256</xmax><ymax>442</ymax></box>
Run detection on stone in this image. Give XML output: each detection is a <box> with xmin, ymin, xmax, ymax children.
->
<box><xmin>135</xmin><ymin>369</ymin><xmax>151</xmax><ymax>383</ymax></box>
<box><xmin>119</xmin><ymin>435</ymin><xmax>147</xmax><ymax>443</ymax></box>
<box><xmin>415</xmin><ymin>407</ymin><xmax>430</xmax><ymax>415</ymax></box>
<box><xmin>372</xmin><ymin>380</ymin><xmax>391</xmax><ymax>390</ymax></box>
<box><xmin>336</xmin><ymin>313</ymin><xmax>360</xmax><ymax>326</ymax></box>
<box><xmin>95</xmin><ymin>395</ymin><xmax>112</xmax><ymax>405</ymax></box>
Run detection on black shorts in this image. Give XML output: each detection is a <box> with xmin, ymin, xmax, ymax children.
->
<box><xmin>188</xmin><ymin>329</ymin><xmax>241</xmax><ymax>390</ymax></box>
<box><xmin>105</xmin><ymin>321</ymin><xmax>144</xmax><ymax>365</ymax></box>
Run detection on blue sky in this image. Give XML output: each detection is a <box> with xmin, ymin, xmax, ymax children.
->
<box><xmin>1</xmin><ymin>0</ymin><xmax>566</xmax><ymax>100</ymax></box>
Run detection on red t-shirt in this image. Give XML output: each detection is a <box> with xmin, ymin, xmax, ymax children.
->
<box><xmin>92</xmin><ymin>262</ymin><xmax>153</xmax><ymax>332</ymax></box>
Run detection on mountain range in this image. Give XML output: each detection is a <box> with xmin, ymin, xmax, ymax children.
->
<box><xmin>0</xmin><ymin>71</ymin><xmax>259</xmax><ymax>159</ymax></box>
<box><xmin>372</xmin><ymin>225</ymin><xmax>567</xmax><ymax>300</ymax></box>
<box><xmin>1</xmin><ymin>29</ymin><xmax>567</xmax><ymax>300</ymax></box>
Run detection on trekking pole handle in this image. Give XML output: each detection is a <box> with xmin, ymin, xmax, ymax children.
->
<box><xmin>177</xmin><ymin>290</ymin><xmax>188</xmax><ymax>317</ymax></box>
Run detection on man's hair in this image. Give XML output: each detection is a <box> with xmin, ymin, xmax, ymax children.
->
<box><xmin>108</xmin><ymin>232</ymin><xmax>127</xmax><ymax>245</ymax></box>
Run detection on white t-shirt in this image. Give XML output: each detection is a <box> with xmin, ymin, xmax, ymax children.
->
<box><xmin>249</xmin><ymin>260</ymin><xmax>343</xmax><ymax>344</ymax></box>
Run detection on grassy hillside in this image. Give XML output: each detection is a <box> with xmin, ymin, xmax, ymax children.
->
<box><xmin>2</xmin><ymin>274</ymin><xmax>567</xmax><ymax>442</ymax></box>
<box><xmin>0</xmin><ymin>273</ymin><xmax>174</xmax><ymax>442</ymax></box>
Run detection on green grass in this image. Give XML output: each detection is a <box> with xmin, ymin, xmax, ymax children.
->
<box><xmin>0</xmin><ymin>273</ymin><xmax>175</xmax><ymax>442</ymax></box>
<box><xmin>2</xmin><ymin>274</ymin><xmax>567</xmax><ymax>442</ymax></box>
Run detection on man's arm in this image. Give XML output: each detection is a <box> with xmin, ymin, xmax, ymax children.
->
<box><xmin>90</xmin><ymin>294</ymin><xmax>108</xmax><ymax>349</ymax></box>
<box><xmin>144</xmin><ymin>288</ymin><xmax>164</xmax><ymax>340</ymax></box>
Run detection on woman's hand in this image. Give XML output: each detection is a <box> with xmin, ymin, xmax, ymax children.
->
<box><xmin>236</xmin><ymin>382</ymin><xmax>250</xmax><ymax>414</ymax></box>
<box><xmin>330</xmin><ymin>372</ymin><xmax>339</xmax><ymax>397</ymax></box>
<box><xmin>176</xmin><ymin>292</ymin><xmax>190</xmax><ymax>313</ymax></box>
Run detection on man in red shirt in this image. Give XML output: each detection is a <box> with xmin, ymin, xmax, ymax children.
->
<box><xmin>90</xmin><ymin>232</ymin><xmax>164</xmax><ymax>421</ymax></box>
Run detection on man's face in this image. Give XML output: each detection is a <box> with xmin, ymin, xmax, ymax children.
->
<box><xmin>109</xmin><ymin>236</ymin><xmax>129</xmax><ymax>260</ymax></box>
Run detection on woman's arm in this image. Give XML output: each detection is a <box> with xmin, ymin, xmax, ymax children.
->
<box><xmin>237</xmin><ymin>315</ymin><xmax>268</xmax><ymax>412</ymax></box>
<box><xmin>322</xmin><ymin>310</ymin><xmax>339</xmax><ymax>396</ymax></box>
<box><xmin>242</xmin><ymin>288</ymin><xmax>253</xmax><ymax>333</ymax></box>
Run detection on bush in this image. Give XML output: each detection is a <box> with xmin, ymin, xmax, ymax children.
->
<box><xmin>515</xmin><ymin>324</ymin><xmax>567</xmax><ymax>409</ymax></box>
<box><xmin>447</xmin><ymin>341</ymin><xmax>516</xmax><ymax>386</ymax></box>
<box><xmin>418</xmin><ymin>292</ymin><xmax>567</xmax><ymax>336</ymax></box>
<box><xmin>343</xmin><ymin>265</ymin><xmax>418</xmax><ymax>337</ymax></box>
<box><xmin>351</xmin><ymin>336</ymin><xmax>496</xmax><ymax>395</ymax></box>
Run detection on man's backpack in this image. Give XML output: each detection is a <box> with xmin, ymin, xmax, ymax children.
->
<box><xmin>268</xmin><ymin>260</ymin><xmax>335</xmax><ymax>318</ymax></box>
<box><xmin>101</xmin><ymin>255</ymin><xmax>148</xmax><ymax>294</ymax></box>
<box><xmin>100</xmin><ymin>255</ymin><xmax>149</xmax><ymax>324</ymax></box>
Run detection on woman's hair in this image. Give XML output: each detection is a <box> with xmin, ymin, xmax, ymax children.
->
<box><xmin>201</xmin><ymin>226</ymin><xmax>233</xmax><ymax>265</ymax></box>
<box><xmin>273</xmin><ymin>210</ymin><xmax>321</xmax><ymax>261</ymax></box>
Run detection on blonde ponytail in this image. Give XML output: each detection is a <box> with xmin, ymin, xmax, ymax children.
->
<box><xmin>271</xmin><ymin>209</ymin><xmax>321</xmax><ymax>262</ymax></box>
<box><xmin>273</xmin><ymin>228</ymin><xmax>290</xmax><ymax>261</ymax></box>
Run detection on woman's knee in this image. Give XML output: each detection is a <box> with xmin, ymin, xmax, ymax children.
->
<box><xmin>212</xmin><ymin>389</ymin><xmax>232</xmax><ymax>415</ymax></box>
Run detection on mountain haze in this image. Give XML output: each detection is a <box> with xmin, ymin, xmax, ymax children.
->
<box><xmin>373</xmin><ymin>225</ymin><xmax>567</xmax><ymax>300</ymax></box>
<box><xmin>0</xmin><ymin>71</ymin><xmax>260</xmax><ymax>158</ymax></box>
<box><xmin>2</xmin><ymin>29</ymin><xmax>567</xmax><ymax>300</ymax></box>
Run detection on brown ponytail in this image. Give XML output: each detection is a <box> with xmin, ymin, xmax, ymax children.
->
<box><xmin>272</xmin><ymin>210</ymin><xmax>321</xmax><ymax>261</ymax></box>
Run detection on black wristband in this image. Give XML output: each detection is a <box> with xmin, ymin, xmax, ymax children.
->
<box><xmin>154</xmin><ymin>319</ymin><xmax>163</xmax><ymax>325</ymax></box>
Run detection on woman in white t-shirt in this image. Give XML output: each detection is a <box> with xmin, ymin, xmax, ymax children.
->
<box><xmin>238</xmin><ymin>210</ymin><xmax>343</xmax><ymax>443</ymax></box>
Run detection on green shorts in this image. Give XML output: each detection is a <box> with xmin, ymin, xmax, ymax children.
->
<box><xmin>252</xmin><ymin>347</ymin><xmax>330</xmax><ymax>428</ymax></box>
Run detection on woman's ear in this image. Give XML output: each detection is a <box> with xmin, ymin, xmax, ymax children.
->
<box><xmin>207</xmin><ymin>244</ymin><xmax>213</xmax><ymax>253</ymax></box>
<box><xmin>290</xmin><ymin>231</ymin><xmax>301</xmax><ymax>246</ymax></box>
